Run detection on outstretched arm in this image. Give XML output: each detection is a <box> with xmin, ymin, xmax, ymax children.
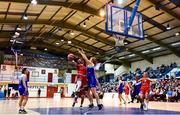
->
<box><xmin>77</xmin><ymin>49</ymin><xmax>91</xmax><ymax>64</ymax></box>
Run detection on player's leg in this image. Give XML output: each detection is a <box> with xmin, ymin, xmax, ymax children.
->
<box><xmin>87</xmin><ymin>88</ymin><xmax>94</xmax><ymax>108</ymax></box>
<box><xmin>90</xmin><ymin>87</ymin><xmax>103</xmax><ymax>110</ymax></box>
<box><xmin>144</xmin><ymin>89</ymin><xmax>150</xmax><ymax>110</ymax></box>
<box><xmin>18</xmin><ymin>95</ymin><xmax>24</xmax><ymax>113</ymax></box>
<box><xmin>21</xmin><ymin>95</ymin><xmax>28</xmax><ymax>114</ymax></box>
<box><xmin>139</xmin><ymin>90</ymin><xmax>145</xmax><ymax>109</ymax></box>
<box><xmin>72</xmin><ymin>80</ymin><xmax>82</xmax><ymax>107</ymax></box>
<box><xmin>80</xmin><ymin>95</ymin><xmax>85</xmax><ymax>107</ymax></box>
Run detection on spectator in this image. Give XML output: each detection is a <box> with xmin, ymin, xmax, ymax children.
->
<box><xmin>4</xmin><ymin>87</ymin><xmax>7</xmax><ymax>99</ymax></box>
<box><xmin>7</xmin><ymin>88</ymin><xmax>11</xmax><ymax>100</ymax></box>
<box><xmin>38</xmin><ymin>88</ymin><xmax>41</xmax><ymax>97</ymax></box>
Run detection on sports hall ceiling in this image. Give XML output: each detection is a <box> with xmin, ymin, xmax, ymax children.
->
<box><xmin>0</xmin><ymin>0</ymin><xmax>179</xmax><ymax>66</ymax></box>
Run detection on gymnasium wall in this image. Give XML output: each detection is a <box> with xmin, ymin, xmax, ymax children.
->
<box><xmin>114</xmin><ymin>65</ymin><xmax>130</xmax><ymax>77</ymax></box>
<box><xmin>131</xmin><ymin>54</ymin><xmax>180</xmax><ymax>71</ymax></box>
<box><xmin>105</xmin><ymin>64</ymin><xmax>115</xmax><ymax>74</ymax></box>
<box><xmin>0</xmin><ymin>64</ymin><xmax>59</xmax><ymax>83</ymax></box>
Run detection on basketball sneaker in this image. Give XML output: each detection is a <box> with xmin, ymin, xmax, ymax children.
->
<box><xmin>98</xmin><ymin>104</ymin><xmax>103</xmax><ymax>110</ymax></box>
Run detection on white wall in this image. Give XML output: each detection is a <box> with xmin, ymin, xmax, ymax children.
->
<box><xmin>105</xmin><ymin>64</ymin><xmax>114</xmax><ymax>74</ymax></box>
<box><xmin>131</xmin><ymin>60</ymin><xmax>153</xmax><ymax>71</ymax></box>
<box><xmin>114</xmin><ymin>65</ymin><xmax>130</xmax><ymax>77</ymax></box>
<box><xmin>0</xmin><ymin>65</ymin><xmax>59</xmax><ymax>83</ymax></box>
<box><xmin>0</xmin><ymin>65</ymin><xmax>16</xmax><ymax>81</ymax></box>
<box><xmin>65</xmin><ymin>73</ymin><xmax>72</xmax><ymax>83</ymax></box>
<box><xmin>27</xmin><ymin>66</ymin><xmax>58</xmax><ymax>83</ymax></box>
<box><xmin>65</xmin><ymin>83</ymin><xmax>76</xmax><ymax>97</ymax></box>
<box><xmin>131</xmin><ymin>54</ymin><xmax>180</xmax><ymax>71</ymax></box>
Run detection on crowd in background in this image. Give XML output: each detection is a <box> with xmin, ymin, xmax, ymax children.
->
<box><xmin>4</xmin><ymin>54</ymin><xmax>75</xmax><ymax>69</ymax></box>
<box><xmin>100</xmin><ymin>63</ymin><xmax>179</xmax><ymax>102</ymax></box>
<box><xmin>122</xmin><ymin>62</ymin><xmax>177</xmax><ymax>81</ymax></box>
<box><xmin>100</xmin><ymin>78</ymin><xmax>179</xmax><ymax>102</ymax></box>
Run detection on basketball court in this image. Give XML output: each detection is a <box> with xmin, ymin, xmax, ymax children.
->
<box><xmin>0</xmin><ymin>0</ymin><xmax>179</xmax><ymax>114</ymax></box>
<box><xmin>0</xmin><ymin>98</ymin><xmax>180</xmax><ymax>114</ymax></box>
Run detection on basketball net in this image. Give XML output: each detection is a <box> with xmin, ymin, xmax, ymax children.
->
<box><xmin>114</xmin><ymin>34</ymin><xmax>125</xmax><ymax>47</ymax></box>
<box><xmin>11</xmin><ymin>47</ymin><xmax>18</xmax><ymax>68</ymax></box>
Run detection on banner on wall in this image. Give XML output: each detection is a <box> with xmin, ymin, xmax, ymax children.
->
<box><xmin>28</xmin><ymin>85</ymin><xmax>47</xmax><ymax>97</ymax></box>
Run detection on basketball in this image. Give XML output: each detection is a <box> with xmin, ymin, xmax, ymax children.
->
<box><xmin>67</xmin><ymin>53</ymin><xmax>74</xmax><ymax>61</ymax></box>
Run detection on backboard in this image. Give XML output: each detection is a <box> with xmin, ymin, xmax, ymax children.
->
<box><xmin>105</xmin><ymin>4</ymin><xmax>144</xmax><ymax>40</ymax></box>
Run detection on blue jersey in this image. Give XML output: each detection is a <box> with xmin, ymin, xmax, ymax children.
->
<box><xmin>135</xmin><ymin>82</ymin><xmax>141</xmax><ymax>95</ymax></box>
<box><xmin>87</xmin><ymin>66</ymin><xmax>96</xmax><ymax>88</ymax></box>
<box><xmin>118</xmin><ymin>81</ymin><xmax>124</xmax><ymax>93</ymax></box>
<box><xmin>18</xmin><ymin>74</ymin><xmax>28</xmax><ymax>96</ymax></box>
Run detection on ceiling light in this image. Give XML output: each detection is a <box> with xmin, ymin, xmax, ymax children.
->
<box><xmin>99</xmin><ymin>9</ymin><xmax>105</xmax><ymax>17</ymax></box>
<box><xmin>144</xmin><ymin>34</ymin><xmax>148</xmax><ymax>37</ymax></box>
<box><xmin>16</xmin><ymin>41</ymin><xmax>23</xmax><ymax>44</ymax></box>
<box><xmin>44</xmin><ymin>48</ymin><xmax>47</xmax><ymax>51</ymax></box>
<box><xmin>142</xmin><ymin>50</ymin><xmax>150</xmax><ymax>54</ymax></box>
<box><xmin>124</xmin><ymin>42</ymin><xmax>128</xmax><ymax>45</ymax></box>
<box><xmin>30</xmin><ymin>47</ymin><xmax>37</xmax><ymax>50</ymax></box>
<box><xmin>17</xmin><ymin>27</ymin><xmax>22</xmax><ymax>31</ymax></box>
<box><xmin>166</xmin><ymin>24</ymin><xmax>171</xmax><ymax>30</ymax></box>
<box><xmin>70</xmin><ymin>31</ymin><xmax>75</xmax><ymax>36</ymax></box>
<box><xmin>96</xmin><ymin>52</ymin><xmax>99</xmax><ymax>54</ymax></box>
<box><xmin>171</xmin><ymin>42</ymin><xmax>180</xmax><ymax>46</ymax></box>
<box><xmin>10</xmin><ymin>39</ymin><xmax>15</xmax><ymax>42</ymax></box>
<box><xmin>83</xmin><ymin>22</ymin><xmax>86</xmax><ymax>28</ymax></box>
<box><xmin>56</xmin><ymin>42</ymin><xmax>60</xmax><ymax>45</ymax></box>
<box><xmin>152</xmin><ymin>47</ymin><xmax>161</xmax><ymax>51</ymax></box>
<box><xmin>175</xmin><ymin>32</ymin><xmax>179</xmax><ymax>36</ymax></box>
<box><xmin>12</xmin><ymin>35</ymin><xmax>17</xmax><ymax>38</ymax></box>
<box><xmin>118</xmin><ymin>0</ymin><xmax>123</xmax><ymax>4</ymax></box>
<box><xmin>15</xmin><ymin>32</ymin><xmax>20</xmax><ymax>36</ymax></box>
<box><xmin>119</xmin><ymin>56</ymin><xmax>125</xmax><ymax>59</ymax></box>
<box><xmin>61</xmin><ymin>39</ymin><xmax>64</xmax><ymax>42</ymax></box>
<box><xmin>68</xmin><ymin>41</ymin><xmax>72</xmax><ymax>44</ymax></box>
<box><xmin>23</xmin><ymin>14</ymin><xmax>28</xmax><ymax>20</ymax></box>
<box><xmin>128</xmin><ymin>54</ymin><xmax>135</xmax><ymax>57</ymax></box>
<box><xmin>31</xmin><ymin>0</ymin><xmax>37</xmax><ymax>5</ymax></box>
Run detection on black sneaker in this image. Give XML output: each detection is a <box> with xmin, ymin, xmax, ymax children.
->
<box><xmin>22</xmin><ymin>109</ymin><xmax>27</xmax><ymax>114</ymax></box>
<box><xmin>80</xmin><ymin>105</ymin><xmax>82</xmax><ymax>108</ymax></box>
<box><xmin>98</xmin><ymin>104</ymin><xmax>103</xmax><ymax>110</ymax></box>
<box><xmin>88</xmin><ymin>103</ymin><xmax>94</xmax><ymax>108</ymax></box>
<box><xmin>72</xmin><ymin>102</ymin><xmax>75</xmax><ymax>107</ymax></box>
<box><xmin>140</xmin><ymin>103</ymin><xmax>143</xmax><ymax>109</ymax></box>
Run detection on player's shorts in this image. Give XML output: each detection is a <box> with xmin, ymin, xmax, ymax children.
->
<box><xmin>18</xmin><ymin>88</ymin><xmax>29</xmax><ymax>96</ymax></box>
<box><xmin>81</xmin><ymin>76</ymin><xmax>88</xmax><ymax>87</ymax></box>
<box><xmin>87</xmin><ymin>76</ymin><xmax>96</xmax><ymax>88</ymax></box>
<box><xmin>118</xmin><ymin>87</ymin><xmax>123</xmax><ymax>94</ymax></box>
<box><xmin>125</xmin><ymin>90</ymin><xmax>129</xmax><ymax>95</ymax></box>
<box><xmin>140</xmin><ymin>87</ymin><xmax>150</xmax><ymax>95</ymax></box>
<box><xmin>135</xmin><ymin>90</ymin><xmax>141</xmax><ymax>95</ymax></box>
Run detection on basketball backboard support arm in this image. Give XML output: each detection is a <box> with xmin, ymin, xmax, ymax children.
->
<box><xmin>127</xmin><ymin>0</ymin><xmax>141</xmax><ymax>31</ymax></box>
<box><xmin>105</xmin><ymin>1</ymin><xmax>144</xmax><ymax>40</ymax></box>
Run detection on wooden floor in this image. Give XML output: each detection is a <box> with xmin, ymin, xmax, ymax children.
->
<box><xmin>0</xmin><ymin>98</ymin><xmax>180</xmax><ymax>114</ymax></box>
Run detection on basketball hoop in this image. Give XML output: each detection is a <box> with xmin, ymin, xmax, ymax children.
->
<box><xmin>114</xmin><ymin>34</ymin><xmax>125</xmax><ymax>47</ymax></box>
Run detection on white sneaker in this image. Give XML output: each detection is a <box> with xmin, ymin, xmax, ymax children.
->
<box><xmin>143</xmin><ymin>102</ymin><xmax>148</xmax><ymax>111</ymax></box>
